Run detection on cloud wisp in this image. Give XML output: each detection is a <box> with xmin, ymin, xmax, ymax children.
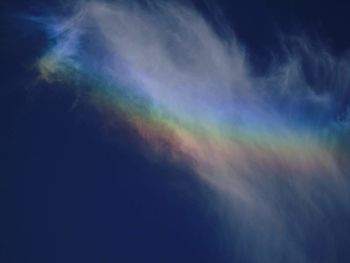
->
<box><xmin>35</xmin><ymin>1</ymin><xmax>350</xmax><ymax>262</ymax></box>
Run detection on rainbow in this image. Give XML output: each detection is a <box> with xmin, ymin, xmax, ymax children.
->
<box><xmin>36</xmin><ymin>1</ymin><xmax>346</xmax><ymax>201</ymax></box>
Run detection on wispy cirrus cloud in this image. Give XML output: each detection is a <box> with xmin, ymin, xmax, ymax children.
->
<box><xmin>34</xmin><ymin>1</ymin><xmax>350</xmax><ymax>262</ymax></box>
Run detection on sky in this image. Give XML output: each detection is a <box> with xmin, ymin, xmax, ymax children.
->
<box><xmin>1</xmin><ymin>0</ymin><xmax>350</xmax><ymax>263</ymax></box>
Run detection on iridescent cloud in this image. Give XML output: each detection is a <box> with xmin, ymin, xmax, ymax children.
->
<box><xmin>35</xmin><ymin>1</ymin><xmax>350</xmax><ymax>262</ymax></box>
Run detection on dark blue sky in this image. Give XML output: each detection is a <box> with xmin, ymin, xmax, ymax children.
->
<box><xmin>2</xmin><ymin>1</ymin><xmax>350</xmax><ymax>262</ymax></box>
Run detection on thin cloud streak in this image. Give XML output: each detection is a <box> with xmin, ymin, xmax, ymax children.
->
<box><xmin>35</xmin><ymin>1</ymin><xmax>350</xmax><ymax>262</ymax></box>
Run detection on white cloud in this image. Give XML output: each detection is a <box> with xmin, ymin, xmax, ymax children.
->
<box><xmin>37</xmin><ymin>1</ymin><xmax>350</xmax><ymax>262</ymax></box>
